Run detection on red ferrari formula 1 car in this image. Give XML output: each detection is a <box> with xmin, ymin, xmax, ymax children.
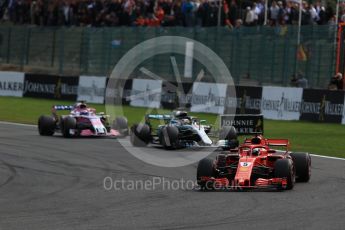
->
<box><xmin>197</xmin><ymin>132</ymin><xmax>311</xmax><ymax>191</ymax></box>
<box><xmin>38</xmin><ymin>102</ymin><xmax>128</xmax><ymax>138</ymax></box>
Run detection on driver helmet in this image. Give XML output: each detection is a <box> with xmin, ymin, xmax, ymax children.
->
<box><xmin>181</xmin><ymin>118</ymin><xmax>190</xmax><ymax>124</ymax></box>
<box><xmin>174</xmin><ymin>110</ymin><xmax>188</xmax><ymax>118</ymax></box>
<box><xmin>74</xmin><ymin>102</ymin><xmax>87</xmax><ymax>110</ymax></box>
<box><xmin>252</xmin><ymin>148</ymin><xmax>261</xmax><ymax>156</ymax></box>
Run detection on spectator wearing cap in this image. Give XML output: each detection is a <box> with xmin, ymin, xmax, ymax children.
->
<box><xmin>245</xmin><ymin>6</ymin><xmax>255</xmax><ymax>26</ymax></box>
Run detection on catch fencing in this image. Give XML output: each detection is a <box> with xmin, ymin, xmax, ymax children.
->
<box><xmin>0</xmin><ymin>25</ymin><xmax>336</xmax><ymax>88</ymax></box>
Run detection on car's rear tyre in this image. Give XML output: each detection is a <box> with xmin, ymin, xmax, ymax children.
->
<box><xmin>130</xmin><ymin>123</ymin><xmax>151</xmax><ymax>146</ymax></box>
<box><xmin>197</xmin><ymin>158</ymin><xmax>215</xmax><ymax>190</ymax></box>
<box><xmin>159</xmin><ymin>126</ymin><xmax>179</xmax><ymax>149</ymax></box>
<box><xmin>60</xmin><ymin>116</ymin><xmax>76</xmax><ymax>138</ymax></box>
<box><xmin>113</xmin><ymin>116</ymin><xmax>129</xmax><ymax>136</ymax></box>
<box><xmin>38</xmin><ymin>115</ymin><xmax>55</xmax><ymax>136</ymax></box>
<box><xmin>290</xmin><ymin>152</ymin><xmax>311</xmax><ymax>182</ymax></box>
<box><xmin>219</xmin><ymin>126</ymin><xmax>238</xmax><ymax>149</ymax></box>
<box><xmin>274</xmin><ymin>158</ymin><xmax>295</xmax><ymax>190</ymax></box>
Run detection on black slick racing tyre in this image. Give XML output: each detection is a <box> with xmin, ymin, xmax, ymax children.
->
<box><xmin>61</xmin><ymin>116</ymin><xmax>76</xmax><ymax>138</ymax></box>
<box><xmin>38</xmin><ymin>115</ymin><xmax>55</xmax><ymax>136</ymax></box>
<box><xmin>159</xmin><ymin>126</ymin><xmax>179</xmax><ymax>149</ymax></box>
<box><xmin>130</xmin><ymin>123</ymin><xmax>151</xmax><ymax>146</ymax></box>
<box><xmin>113</xmin><ymin>116</ymin><xmax>129</xmax><ymax>136</ymax></box>
<box><xmin>290</xmin><ymin>152</ymin><xmax>311</xmax><ymax>182</ymax></box>
<box><xmin>219</xmin><ymin>126</ymin><xmax>238</xmax><ymax>149</ymax></box>
<box><xmin>197</xmin><ymin>158</ymin><xmax>215</xmax><ymax>190</ymax></box>
<box><xmin>274</xmin><ymin>158</ymin><xmax>295</xmax><ymax>190</ymax></box>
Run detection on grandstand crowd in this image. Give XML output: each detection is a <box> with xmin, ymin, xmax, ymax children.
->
<box><xmin>0</xmin><ymin>0</ymin><xmax>341</xmax><ymax>28</ymax></box>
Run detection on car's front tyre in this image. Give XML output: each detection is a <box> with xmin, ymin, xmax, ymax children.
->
<box><xmin>290</xmin><ymin>152</ymin><xmax>311</xmax><ymax>182</ymax></box>
<box><xmin>113</xmin><ymin>116</ymin><xmax>129</xmax><ymax>136</ymax></box>
<box><xmin>38</xmin><ymin>115</ymin><xmax>55</xmax><ymax>136</ymax></box>
<box><xmin>159</xmin><ymin>126</ymin><xmax>179</xmax><ymax>149</ymax></box>
<box><xmin>274</xmin><ymin>158</ymin><xmax>295</xmax><ymax>190</ymax></box>
<box><xmin>60</xmin><ymin>116</ymin><xmax>76</xmax><ymax>138</ymax></box>
<box><xmin>197</xmin><ymin>158</ymin><xmax>215</xmax><ymax>190</ymax></box>
<box><xmin>130</xmin><ymin>123</ymin><xmax>151</xmax><ymax>146</ymax></box>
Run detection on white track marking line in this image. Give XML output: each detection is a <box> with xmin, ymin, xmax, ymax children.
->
<box><xmin>0</xmin><ymin>121</ymin><xmax>35</xmax><ymax>127</ymax></box>
<box><xmin>310</xmin><ymin>154</ymin><xmax>345</xmax><ymax>161</ymax></box>
<box><xmin>1</xmin><ymin>121</ymin><xmax>344</xmax><ymax>161</ymax></box>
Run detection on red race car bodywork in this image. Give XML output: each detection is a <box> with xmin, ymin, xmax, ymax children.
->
<box><xmin>197</xmin><ymin>135</ymin><xmax>311</xmax><ymax>191</ymax></box>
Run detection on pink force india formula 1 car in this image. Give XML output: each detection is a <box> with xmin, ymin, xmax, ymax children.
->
<box><xmin>38</xmin><ymin>102</ymin><xmax>128</xmax><ymax>138</ymax></box>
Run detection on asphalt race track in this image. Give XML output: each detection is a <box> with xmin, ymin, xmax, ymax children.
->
<box><xmin>0</xmin><ymin>122</ymin><xmax>345</xmax><ymax>230</ymax></box>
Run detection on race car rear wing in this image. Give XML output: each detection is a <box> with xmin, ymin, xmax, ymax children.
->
<box><xmin>52</xmin><ymin>105</ymin><xmax>74</xmax><ymax>110</ymax></box>
<box><xmin>146</xmin><ymin>114</ymin><xmax>172</xmax><ymax>120</ymax></box>
<box><xmin>266</xmin><ymin>139</ymin><xmax>290</xmax><ymax>147</ymax></box>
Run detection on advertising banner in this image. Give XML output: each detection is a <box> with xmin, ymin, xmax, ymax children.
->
<box><xmin>300</xmin><ymin>89</ymin><xmax>344</xmax><ymax>123</ymax></box>
<box><xmin>0</xmin><ymin>71</ymin><xmax>25</xmax><ymax>97</ymax></box>
<box><xmin>130</xmin><ymin>79</ymin><xmax>162</xmax><ymax>108</ymax></box>
<box><xmin>224</xmin><ymin>86</ymin><xmax>262</xmax><ymax>115</ymax></box>
<box><xmin>160</xmin><ymin>81</ymin><xmax>193</xmax><ymax>110</ymax></box>
<box><xmin>221</xmin><ymin>114</ymin><xmax>264</xmax><ymax>135</ymax></box>
<box><xmin>261</xmin><ymin>86</ymin><xmax>303</xmax><ymax>120</ymax></box>
<box><xmin>77</xmin><ymin>76</ymin><xmax>107</xmax><ymax>104</ymax></box>
<box><xmin>105</xmin><ymin>78</ymin><xmax>133</xmax><ymax>106</ymax></box>
<box><xmin>23</xmin><ymin>74</ymin><xmax>79</xmax><ymax>100</ymax></box>
<box><xmin>191</xmin><ymin>82</ymin><xmax>227</xmax><ymax>114</ymax></box>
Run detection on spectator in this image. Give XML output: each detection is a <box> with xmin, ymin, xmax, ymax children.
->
<box><xmin>234</xmin><ymin>18</ymin><xmax>242</xmax><ymax>29</ymax></box>
<box><xmin>301</xmin><ymin>1</ymin><xmax>311</xmax><ymax>25</ymax></box>
<box><xmin>61</xmin><ymin>1</ymin><xmax>73</xmax><ymax>26</ymax></box>
<box><xmin>256</xmin><ymin>0</ymin><xmax>265</xmax><ymax>25</ymax></box>
<box><xmin>172</xmin><ymin>0</ymin><xmax>184</xmax><ymax>26</ymax></box>
<box><xmin>279</xmin><ymin>1</ymin><xmax>291</xmax><ymax>25</ymax></box>
<box><xmin>291</xmin><ymin>73</ymin><xmax>308</xmax><ymax>88</ymax></box>
<box><xmin>290</xmin><ymin>2</ymin><xmax>299</xmax><ymax>25</ymax></box>
<box><xmin>340</xmin><ymin>8</ymin><xmax>345</xmax><ymax>23</ymax></box>
<box><xmin>317</xmin><ymin>6</ymin><xmax>327</xmax><ymax>25</ymax></box>
<box><xmin>309</xmin><ymin>4</ymin><xmax>318</xmax><ymax>24</ymax></box>
<box><xmin>204</xmin><ymin>1</ymin><xmax>218</xmax><ymax>27</ymax></box>
<box><xmin>228</xmin><ymin>0</ymin><xmax>238</xmax><ymax>26</ymax></box>
<box><xmin>0</xmin><ymin>0</ymin><xmax>336</xmax><ymax>28</ymax></box>
<box><xmin>244</xmin><ymin>6</ymin><xmax>255</xmax><ymax>26</ymax></box>
<box><xmin>269</xmin><ymin>1</ymin><xmax>280</xmax><ymax>26</ymax></box>
<box><xmin>328</xmin><ymin>73</ymin><xmax>343</xmax><ymax>90</ymax></box>
<box><xmin>182</xmin><ymin>0</ymin><xmax>194</xmax><ymax>27</ymax></box>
